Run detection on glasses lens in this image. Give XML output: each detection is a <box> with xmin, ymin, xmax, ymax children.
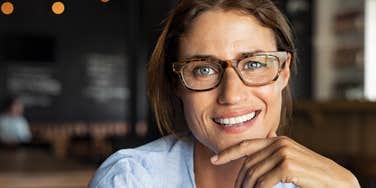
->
<box><xmin>182</xmin><ymin>60</ymin><xmax>221</xmax><ymax>90</ymax></box>
<box><xmin>238</xmin><ymin>54</ymin><xmax>280</xmax><ymax>84</ymax></box>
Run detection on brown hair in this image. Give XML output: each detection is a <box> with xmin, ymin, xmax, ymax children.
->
<box><xmin>148</xmin><ymin>0</ymin><xmax>296</xmax><ymax>135</ymax></box>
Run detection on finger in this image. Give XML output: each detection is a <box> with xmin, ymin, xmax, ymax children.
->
<box><xmin>211</xmin><ymin>138</ymin><xmax>277</xmax><ymax>165</ymax></box>
<box><xmin>239</xmin><ymin>149</ymin><xmax>285</xmax><ymax>188</ymax></box>
<box><xmin>235</xmin><ymin>160</ymin><xmax>248</xmax><ymax>188</ymax></box>
<box><xmin>235</xmin><ymin>139</ymin><xmax>293</xmax><ymax>188</ymax></box>
<box><xmin>213</xmin><ymin>136</ymin><xmax>303</xmax><ymax>165</ymax></box>
<box><xmin>254</xmin><ymin>159</ymin><xmax>301</xmax><ymax>188</ymax></box>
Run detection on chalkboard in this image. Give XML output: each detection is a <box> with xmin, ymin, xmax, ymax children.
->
<box><xmin>1</xmin><ymin>61</ymin><xmax>130</xmax><ymax>122</ymax></box>
<box><xmin>0</xmin><ymin>0</ymin><xmax>177</xmax><ymax>123</ymax></box>
<box><xmin>0</xmin><ymin>34</ymin><xmax>130</xmax><ymax>122</ymax></box>
<box><xmin>0</xmin><ymin>0</ymin><xmax>136</xmax><ymax>122</ymax></box>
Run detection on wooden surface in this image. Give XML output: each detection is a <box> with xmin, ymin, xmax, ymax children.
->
<box><xmin>295</xmin><ymin>101</ymin><xmax>376</xmax><ymax>112</ymax></box>
<box><xmin>291</xmin><ymin>101</ymin><xmax>376</xmax><ymax>179</ymax></box>
<box><xmin>30</xmin><ymin>122</ymin><xmax>128</xmax><ymax>159</ymax></box>
<box><xmin>0</xmin><ymin>148</ymin><xmax>95</xmax><ymax>188</ymax></box>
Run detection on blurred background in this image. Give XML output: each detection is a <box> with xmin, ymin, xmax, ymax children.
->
<box><xmin>0</xmin><ymin>0</ymin><xmax>375</xmax><ymax>187</ymax></box>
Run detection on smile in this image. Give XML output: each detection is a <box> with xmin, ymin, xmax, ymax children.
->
<box><xmin>213</xmin><ymin>111</ymin><xmax>257</xmax><ymax>127</ymax></box>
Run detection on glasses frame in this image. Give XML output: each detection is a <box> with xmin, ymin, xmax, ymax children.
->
<box><xmin>172</xmin><ymin>51</ymin><xmax>289</xmax><ymax>91</ymax></box>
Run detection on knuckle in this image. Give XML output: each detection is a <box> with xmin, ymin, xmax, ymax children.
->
<box><xmin>278</xmin><ymin>145</ymin><xmax>291</xmax><ymax>157</ymax></box>
<box><xmin>256</xmin><ymin>178</ymin><xmax>266</xmax><ymax>188</ymax></box>
<box><xmin>280</xmin><ymin>158</ymin><xmax>294</xmax><ymax>172</ymax></box>
<box><xmin>279</xmin><ymin>135</ymin><xmax>289</xmax><ymax>140</ymax></box>
<box><xmin>277</xmin><ymin>136</ymin><xmax>291</xmax><ymax>146</ymax></box>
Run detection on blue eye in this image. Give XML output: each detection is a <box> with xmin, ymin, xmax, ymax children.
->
<box><xmin>194</xmin><ymin>66</ymin><xmax>215</xmax><ymax>76</ymax></box>
<box><xmin>245</xmin><ymin>61</ymin><xmax>266</xmax><ymax>70</ymax></box>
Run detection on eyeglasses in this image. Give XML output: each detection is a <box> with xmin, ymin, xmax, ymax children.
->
<box><xmin>172</xmin><ymin>51</ymin><xmax>288</xmax><ymax>91</ymax></box>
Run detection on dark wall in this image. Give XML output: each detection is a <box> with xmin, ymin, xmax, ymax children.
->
<box><xmin>0</xmin><ymin>0</ymin><xmax>129</xmax><ymax>121</ymax></box>
<box><xmin>278</xmin><ymin>0</ymin><xmax>314</xmax><ymax>99</ymax></box>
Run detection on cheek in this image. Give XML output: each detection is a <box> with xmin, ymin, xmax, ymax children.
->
<box><xmin>181</xmin><ymin>92</ymin><xmax>213</xmax><ymax>130</ymax></box>
<box><xmin>254</xmin><ymin>84</ymin><xmax>283</xmax><ymax>128</ymax></box>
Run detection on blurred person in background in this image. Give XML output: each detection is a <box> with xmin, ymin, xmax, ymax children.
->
<box><xmin>89</xmin><ymin>0</ymin><xmax>360</xmax><ymax>187</ymax></box>
<box><xmin>0</xmin><ymin>95</ymin><xmax>32</xmax><ymax>147</ymax></box>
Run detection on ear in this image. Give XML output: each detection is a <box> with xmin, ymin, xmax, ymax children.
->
<box><xmin>279</xmin><ymin>52</ymin><xmax>291</xmax><ymax>89</ymax></box>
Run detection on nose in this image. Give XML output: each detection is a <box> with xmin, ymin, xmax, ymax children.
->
<box><xmin>217</xmin><ymin>67</ymin><xmax>248</xmax><ymax>105</ymax></box>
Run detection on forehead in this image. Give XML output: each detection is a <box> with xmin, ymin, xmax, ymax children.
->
<box><xmin>179</xmin><ymin>9</ymin><xmax>277</xmax><ymax>59</ymax></box>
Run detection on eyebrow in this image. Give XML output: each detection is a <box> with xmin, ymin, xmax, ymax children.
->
<box><xmin>178</xmin><ymin>55</ymin><xmax>215</xmax><ymax>62</ymax></box>
<box><xmin>180</xmin><ymin>50</ymin><xmax>265</xmax><ymax>61</ymax></box>
<box><xmin>239</xmin><ymin>50</ymin><xmax>264</xmax><ymax>58</ymax></box>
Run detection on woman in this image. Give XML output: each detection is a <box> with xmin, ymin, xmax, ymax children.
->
<box><xmin>89</xmin><ymin>0</ymin><xmax>360</xmax><ymax>187</ymax></box>
<box><xmin>0</xmin><ymin>96</ymin><xmax>31</xmax><ymax>146</ymax></box>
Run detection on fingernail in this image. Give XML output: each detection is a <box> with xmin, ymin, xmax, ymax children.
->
<box><xmin>210</xmin><ymin>155</ymin><xmax>218</xmax><ymax>163</ymax></box>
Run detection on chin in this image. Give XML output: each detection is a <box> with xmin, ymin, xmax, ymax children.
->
<box><xmin>209</xmin><ymin>130</ymin><xmax>270</xmax><ymax>153</ymax></box>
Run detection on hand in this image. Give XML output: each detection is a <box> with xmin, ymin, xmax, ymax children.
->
<box><xmin>210</xmin><ymin>136</ymin><xmax>360</xmax><ymax>188</ymax></box>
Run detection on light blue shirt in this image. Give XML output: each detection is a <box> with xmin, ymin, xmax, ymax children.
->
<box><xmin>89</xmin><ymin>135</ymin><xmax>298</xmax><ymax>188</ymax></box>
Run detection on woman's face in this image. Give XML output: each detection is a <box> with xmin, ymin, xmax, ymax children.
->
<box><xmin>9</xmin><ymin>100</ymin><xmax>24</xmax><ymax>116</ymax></box>
<box><xmin>177</xmin><ymin>9</ymin><xmax>291</xmax><ymax>153</ymax></box>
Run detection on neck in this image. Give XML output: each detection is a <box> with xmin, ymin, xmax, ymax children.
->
<box><xmin>194</xmin><ymin>139</ymin><xmax>244</xmax><ymax>188</ymax></box>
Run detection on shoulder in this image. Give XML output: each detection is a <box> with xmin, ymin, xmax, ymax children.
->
<box><xmin>0</xmin><ymin>115</ymin><xmax>9</xmax><ymax>127</ymax></box>
<box><xmin>0</xmin><ymin>115</ymin><xmax>25</xmax><ymax>123</ymax></box>
<box><xmin>89</xmin><ymin>135</ymin><xmax>194</xmax><ymax>188</ymax></box>
<box><xmin>0</xmin><ymin>114</ymin><xmax>7</xmax><ymax>122</ymax></box>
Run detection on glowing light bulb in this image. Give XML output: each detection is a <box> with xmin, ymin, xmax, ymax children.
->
<box><xmin>1</xmin><ymin>2</ymin><xmax>14</xmax><ymax>15</ymax></box>
<box><xmin>52</xmin><ymin>1</ymin><xmax>65</xmax><ymax>15</ymax></box>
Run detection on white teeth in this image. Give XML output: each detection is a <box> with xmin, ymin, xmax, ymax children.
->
<box><xmin>223</xmin><ymin>119</ymin><xmax>229</xmax><ymax>124</ymax></box>
<box><xmin>214</xmin><ymin>112</ymin><xmax>256</xmax><ymax>126</ymax></box>
<box><xmin>240</xmin><ymin>116</ymin><xmax>246</xmax><ymax>122</ymax></box>
<box><xmin>229</xmin><ymin>118</ymin><xmax>236</xmax><ymax>124</ymax></box>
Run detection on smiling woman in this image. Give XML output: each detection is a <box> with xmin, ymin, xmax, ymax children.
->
<box><xmin>89</xmin><ymin>0</ymin><xmax>360</xmax><ymax>188</ymax></box>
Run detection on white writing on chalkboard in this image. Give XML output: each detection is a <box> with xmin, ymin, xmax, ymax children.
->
<box><xmin>6</xmin><ymin>65</ymin><xmax>61</xmax><ymax>107</ymax></box>
<box><xmin>84</xmin><ymin>53</ymin><xmax>129</xmax><ymax>103</ymax></box>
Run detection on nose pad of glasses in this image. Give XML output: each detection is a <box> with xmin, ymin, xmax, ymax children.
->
<box><xmin>221</xmin><ymin>62</ymin><xmax>242</xmax><ymax>82</ymax></box>
<box><xmin>218</xmin><ymin>60</ymin><xmax>232</xmax><ymax>69</ymax></box>
<box><xmin>224</xmin><ymin>60</ymin><xmax>232</xmax><ymax>68</ymax></box>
